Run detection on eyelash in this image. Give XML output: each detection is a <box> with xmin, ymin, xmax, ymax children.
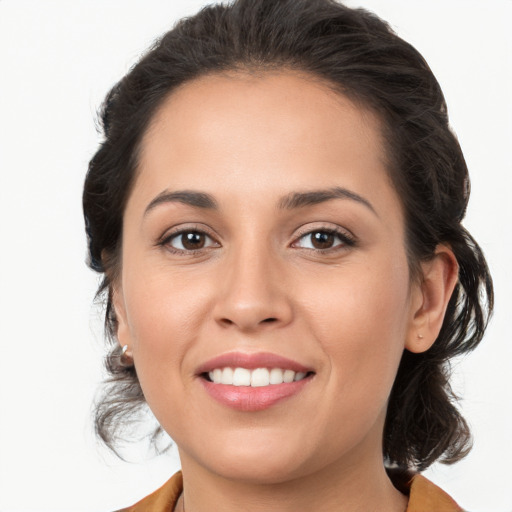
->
<box><xmin>158</xmin><ymin>226</ymin><xmax>219</xmax><ymax>255</ymax></box>
<box><xmin>292</xmin><ymin>226</ymin><xmax>356</xmax><ymax>253</ymax></box>
<box><xmin>158</xmin><ymin>226</ymin><xmax>356</xmax><ymax>256</ymax></box>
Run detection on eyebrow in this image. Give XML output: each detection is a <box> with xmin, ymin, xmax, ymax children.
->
<box><xmin>277</xmin><ymin>186</ymin><xmax>377</xmax><ymax>215</ymax></box>
<box><xmin>144</xmin><ymin>186</ymin><xmax>376</xmax><ymax>216</ymax></box>
<box><xmin>145</xmin><ymin>190</ymin><xmax>219</xmax><ymax>215</ymax></box>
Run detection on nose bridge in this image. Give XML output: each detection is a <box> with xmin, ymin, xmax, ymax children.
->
<box><xmin>214</xmin><ymin>233</ymin><xmax>292</xmax><ymax>331</ymax></box>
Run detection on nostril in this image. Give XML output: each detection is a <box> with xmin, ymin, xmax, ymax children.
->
<box><xmin>217</xmin><ymin>314</ymin><xmax>284</xmax><ymax>330</ymax></box>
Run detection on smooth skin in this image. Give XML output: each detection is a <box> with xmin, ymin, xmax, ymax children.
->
<box><xmin>113</xmin><ymin>71</ymin><xmax>458</xmax><ymax>512</ymax></box>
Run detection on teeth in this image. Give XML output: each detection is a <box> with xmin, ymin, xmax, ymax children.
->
<box><xmin>251</xmin><ymin>368</ymin><xmax>270</xmax><ymax>387</ymax></box>
<box><xmin>283</xmin><ymin>369</ymin><xmax>295</xmax><ymax>383</ymax></box>
<box><xmin>269</xmin><ymin>368</ymin><xmax>284</xmax><ymax>384</ymax></box>
<box><xmin>208</xmin><ymin>367</ymin><xmax>309</xmax><ymax>386</ymax></box>
<box><xmin>233</xmin><ymin>367</ymin><xmax>251</xmax><ymax>386</ymax></box>
<box><xmin>220</xmin><ymin>367</ymin><xmax>234</xmax><ymax>385</ymax></box>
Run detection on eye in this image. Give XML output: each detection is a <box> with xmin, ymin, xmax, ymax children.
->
<box><xmin>293</xmin><ymin>228</ymin><xmax>354</xmax><ymax>251</ymax></box>
<box><xmin>162</xmin><ymin>229</ymin><xmax>219</xmax><ymax>253</ymax></box>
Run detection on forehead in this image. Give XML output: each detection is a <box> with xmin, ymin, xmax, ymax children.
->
<box><xmin>133</xmin><ymin>70</ymin><xmax>398</xmax><ymax>218</ymax></box>
<box><xmin>143</xmin><ymin>70</ymin><xmax>385</xmax><ymax>164</ymax></box>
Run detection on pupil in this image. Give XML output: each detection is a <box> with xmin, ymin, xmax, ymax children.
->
<box><xmin>312</xmin><ymin>231</ymin><xmax>334</xmax><ymax>249</ymax></box>
<box><xmin>182</xmin><ymin>232</ymin><xmax>205</xmax><ymax>250</ymax></box>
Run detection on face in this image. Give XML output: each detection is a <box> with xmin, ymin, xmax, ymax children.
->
<box><xmin>114</xmin><ymin>71</ymin><xmax>423</xmax><ymax>484</ymax></box>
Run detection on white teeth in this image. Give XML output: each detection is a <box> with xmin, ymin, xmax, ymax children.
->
<box><xmin>221</xmin><ymin>367</ymin><xmax>234</xmax><ymax>385</ymax></box>
<box><xmin>251</xmin><ymin>368</ymin><xmax>270</xmax><ymax>387</ymax></box>
<box><xmin>208</xmin><ymin>367</ymin><xmax>309</xmax><ymax>386</ymax></box>
<box><xmin>233</xmin><ymin>367</ymin><xmax>251</xmax><ymax>386</ymax></box>
<box><xmin>269</xmin><ymin>368</ymin><xmax>284</xmax><ymax>384</ymax></box>
<box><xmin>283</xmin><ymin>369</ymin><xmax>295</xmax><ymax>383</ymax></box>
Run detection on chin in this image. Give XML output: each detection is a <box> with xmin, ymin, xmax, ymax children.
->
<box><xmin>184</xmin><ymin>436</ymin><xmax>315</xmax><ymax>485</ymax></box>
<box><xmin>212</xmin><ymin>455</ymin><xmax>311</xmax><ymax>485</ymax></box>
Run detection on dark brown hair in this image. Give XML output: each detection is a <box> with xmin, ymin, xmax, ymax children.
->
<box><xmin>83</xmin><ymin>0</ymin><xmax>493</xmax><ymax>470</ymax></box>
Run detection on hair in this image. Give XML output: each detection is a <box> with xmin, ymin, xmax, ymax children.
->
<box><xmin>83</xmin><ymin>0</ymin><xmax>493</xmax><ymax>471</ymax></box>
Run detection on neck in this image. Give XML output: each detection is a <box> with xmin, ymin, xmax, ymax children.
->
<box><xmin>177</xmin><ymin>450</ymin><xmax>407</xmax><ymax>512</ymax></box>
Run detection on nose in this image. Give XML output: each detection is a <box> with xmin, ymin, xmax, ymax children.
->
<box><xmin>213</xmin><ymin>244</ymin><xmax>293</xmax><ymax>333</ymax></box>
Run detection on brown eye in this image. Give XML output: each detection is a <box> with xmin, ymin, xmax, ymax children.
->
<box><xmin>294</xmin><ymin>229</ymin><xmax>353</xmax><ymax>251</ymax></box>
<box><xmin>181</xmin><ymin>232</ymin><xmax>206</xmax><ymax>250</ymax></box>
<box><xmin>166</xmin><ymin>230</ymin><xmax>217</xmax><ymax>252</ymax></box>
<box><xmin>310</xmin><ymin>231</ymin><xmax>335</xmax><ymax>249</ymax></box>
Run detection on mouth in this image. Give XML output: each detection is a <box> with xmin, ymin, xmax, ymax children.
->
<box><xmin>203</xmin><ymin>367</ymin><xmax>311</xmax><ymax>386</ymax></box>
<box><xmin>196</xmin><ymin>352</ymin><xmax>315</xmax><ymax>411</ymax></box>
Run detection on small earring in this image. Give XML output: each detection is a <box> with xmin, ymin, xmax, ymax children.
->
<box><xmin>120</xmin><ymin>344</ymin><xmax>134</xmax><ymax>366</ymax></box>
<box><xmin>417</xmin><ymin>333</ymin><xmax>424</xmax><ymax>340</ymax></box>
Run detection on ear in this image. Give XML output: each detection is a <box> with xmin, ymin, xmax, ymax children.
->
<box><xmin>111</xmin><ymin>281</ymin><xmax>132</xmax><ymax>350</ymax></box>
<box><xmin>102</xmin><ymin>248</ymin><xmax>132</xmax><ymax>351</ymax></box>
<box><xmin>405</xmin><ymin>245</ymin><xmax>459</xmax><ymax>353</ymax></box>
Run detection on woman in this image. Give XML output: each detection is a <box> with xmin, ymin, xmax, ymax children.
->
<box><xmin>83</xmin><ymin>0</ymin><xmax>493</xmax><ymax>510</ymax></box>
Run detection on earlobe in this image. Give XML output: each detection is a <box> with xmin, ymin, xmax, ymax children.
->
<box><xmin>405</xmin><ymin>245</ymin><xmax>459</xmax><ymax>354</ymax></box>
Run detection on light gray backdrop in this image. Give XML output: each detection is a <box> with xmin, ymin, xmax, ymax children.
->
<box><xmin>1</xmin><ymin>1</ymin><xmax>511</xmax><ymax>511</ymax></box>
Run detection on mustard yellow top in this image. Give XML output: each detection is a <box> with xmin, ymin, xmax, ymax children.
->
<box><xmin>118</xmin><ymin>470</ymin><xmax>463</xmax><ymax>512</ymax></box>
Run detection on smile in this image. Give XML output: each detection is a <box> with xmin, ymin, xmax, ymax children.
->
<box><xmin>197</xmin><ymin>352</ymin><xmax>315</xmax><ymax>411</ymax></box>
<box><xmin>207</xmin><ymin>367</ymin><xmax>308</xmax><ymax>387</ymax></box>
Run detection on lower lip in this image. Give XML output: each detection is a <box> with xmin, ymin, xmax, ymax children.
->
<box><xmin>199</xmin><ymin>377</ymin><xmax>311</xmax><ymax>411</ymax></box>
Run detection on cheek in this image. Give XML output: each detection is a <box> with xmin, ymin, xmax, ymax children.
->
<box><xmin>123</xmin><ymin>263</ymin><xmax>208</xmax><ymax>347</ymax></box>
<box><xmin>306</xmin><ymin>255</ymin><xmax>411</xmax><ymax>392</ymax></box>
<box><xmin>121</xmin><ymin>273</ymin><xmax>210</xmax><ymax>433</ymax></box>
<box><xmin>120</xmin><ymin>263</ymin><xmax>213</xmax><ymax>401</ymax></box>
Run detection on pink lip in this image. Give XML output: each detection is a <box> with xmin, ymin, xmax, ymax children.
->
<box><xmin>195</xmin><ymin>351</ymin><xmax>312</xmax><ymax>374</ymax></box>
<box><xmin>196</xmin><ymin>352</ymin><xmax>314</xmax><ymax>412</ymax></box>
<box><xmin>199</xmin><ymin>378</ymin><xmax>312</xmax><ymax>411</ymax></box>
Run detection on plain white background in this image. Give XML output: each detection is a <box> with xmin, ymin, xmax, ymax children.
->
<box><xmin>0</xmin><ymin>1</ymin><xmax>511</xmax><ymax>511</ymax></box>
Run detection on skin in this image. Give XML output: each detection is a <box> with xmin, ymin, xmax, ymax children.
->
<box><xmin>113</xmin><ymin>71</ymin><xmax>458</xmax><ymax>512</ymax></box>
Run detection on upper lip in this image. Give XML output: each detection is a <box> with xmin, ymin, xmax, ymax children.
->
<box><xmin>195</xmin><ymin>352</ymin><xmax>313</xmax><ymax>375</ymax></box>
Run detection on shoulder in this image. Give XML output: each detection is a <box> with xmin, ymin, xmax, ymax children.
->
<box><xmin>406</xmin><ymin>474</ymin><xmax>463</xmax><ymax>512</ymax></box>
<box><xmin>115</xmin><ymin>471</ymin><xmax>183</xmax><ymax>512</ymax></box>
